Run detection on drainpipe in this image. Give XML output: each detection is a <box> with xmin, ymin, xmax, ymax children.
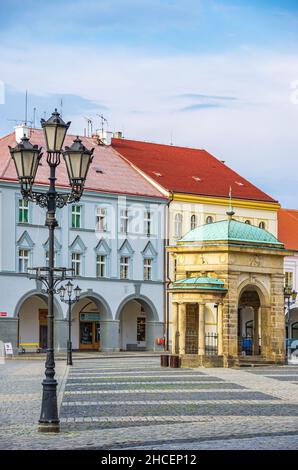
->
<box><xmin>164</xmin><ymin>191</ymin><xmax>174</xmax><ymax>351</ymax></box>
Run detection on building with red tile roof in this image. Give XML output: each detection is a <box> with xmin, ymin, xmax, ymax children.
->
<box><xmin>279</xmin><ymin>208</ymin><xmax>298</xmax><ymax>340</ymax></box>
<box><xmin>278</xmin><ymin>208</ymin><xmax>298</xmax><ymax>251</ymax></box>
<box><xmin>111</xmin><ymin>136</ymin><xmax>282</xmax><ymax>351</ymax></box>
<box><xmin>0</xmin><ymin>130</ymin><xmax>166</xmax><ymax>200</ymax></box>
<box><xmin>111</xmin><ymin>138</ymin><xmax>277</xmax><ymax>203</ymax></box>
<box><xmin>0</xmin><ymin>127</ymin><xmax>167</xmax><ymax>354</ymax></box>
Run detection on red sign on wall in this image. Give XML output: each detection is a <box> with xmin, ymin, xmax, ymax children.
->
<box><xmin>0</xmin><ymin>312</ymin><xmax>7</xmax><ymax>317</ymax></box>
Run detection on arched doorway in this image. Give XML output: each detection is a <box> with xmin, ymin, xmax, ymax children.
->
<box><xmin>16</xmin><ymin>291</ymin><xmax>63</xmax><ymax>351</ymax></box>
<box><xmin>238</xmin><ymin>287</ymin><xmax>261</xmax><ymax>356</ymax></box>
<box><xmin>116</xmin><ymin>296</ymin><xmax>160</xmax><ymax>351</ymax></box>
<box><xmin>71</xmin><ymin>292</ymin><xmax>112</xmax><ymax>351</ymax></box>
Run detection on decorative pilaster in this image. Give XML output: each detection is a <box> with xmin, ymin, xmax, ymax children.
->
<box><xmin>198</xmin><ymin>303</ymin><xmax>205</xmax><ymax>356</ymax></box>
<box><xmin>178</xmin><ymin>303</ymin><xmax>186</xmax><ymax>355</ymax></box>
<box><xmin>217</xmin><ymin>303</ymin><xmax>223</xmax><ymax>356</ymax></box>
<box><xmin>172</xmin><ymin>302</ymin><xmax>179</xmax><ymax>354</ymax></box>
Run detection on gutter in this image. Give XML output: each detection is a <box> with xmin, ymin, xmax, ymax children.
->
<box><xmin>164</xmin><ymin>190</ymin><xmax>174</xmax><ymax>351</ymax></box>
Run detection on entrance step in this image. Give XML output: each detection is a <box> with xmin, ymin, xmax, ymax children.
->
<box><xmin>239</xmin><ymin>356</ymin><xmax>276</xmax><ymax>367</ymax></box>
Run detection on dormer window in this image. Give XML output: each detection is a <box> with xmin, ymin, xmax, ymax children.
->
<box><xmin>191</xmin><ymin>214</ymin><xmax>197</xmax><ymax>230</ymax></box>
<box><xmin>259</xmin><ymin>221</ymin><xmax>266</xmax><ymax>229</ymax></box>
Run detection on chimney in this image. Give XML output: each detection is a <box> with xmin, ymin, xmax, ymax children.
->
<box><xmin>94</xmin><ymin>129</ymin><xmax>114</xmax><ymax>145</ymax></box>
<box><xmin>15</xmin><ymin>124</ymin><xmax>30</xmax><ymax>143</ymax></box>
<box><xmin>113</xmin><ymin>131</ymin><xmax>123</xmax><ymax>139</ymax></box>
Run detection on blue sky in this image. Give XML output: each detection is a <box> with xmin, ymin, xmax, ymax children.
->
<box><xmin>0</xmin><ymin>0</ymin><xmax>298</xmax><ymax>207</ymax></box>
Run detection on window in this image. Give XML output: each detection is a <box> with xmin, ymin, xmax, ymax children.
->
<box><xmin>96</xmin><ymin>255</ymin><xmax>106</xmax><ymax>278</ymax></box>
<box><xmin>285</xmin><ymin>272</ymin><xmax>294</xmax><ymax>290</ymax></box>
<box><xmin>259</xmin><ymin>221</ymin><xmax>266</xmax><ymax>229</ymax></box>
<box><xmin>18</xmin><ymin>199</ymin><xmax>29</xmax><ymax>223</ymax></box>
<box><xmin>206</xmin><ymin>216</ymin><xmax>213</xmax><ymax>224</ymax></box>
<box><xmin>190</xmin><ymin>214</ymin><xmax>197</xmax><ymax>230</ymax></box>
<box><xmin>174</xmin><ymin>213</ymin><xmax>182</xmax><ymax>238</ymax></box>
<box><xmin>71</xmin><ymin>205</ymin><xmax>81</xmax><ymax>228</ymax></box>
<box><xmin>18</xmin><ymin>249</ymin><xmax>29</xmax><ymax>273</ymax></box>
<box><xmin>144</xmin><ymin>210</ymin><xmax>152</xmax><ymax>236</ymax></box>
<box><xmin>245</xmin><ymin>220</ymin><xmax>251</xmax><ymax>225</ymax></box>
<box><xmin>120</xmin><ymin>209</ymin><xmax>128</xmax><ymax>234</ymax></box>
<box><xmin>71</xmin><ymin>253</ymin><xmax>81</xmax><ymax>276</ymax></box>
<box><xmin>120</xmin><ymin>256</ymin><xmax>129</xmax><ymax>279</ymax></box>
<box><xmin>137</xmin><ymin>317</ymin><xmax>146</xmax><ymax>342</ymax></box>
<box><xmin>144</xmin><ymin>258</ymin><xmax>152</xmax><ymax>281</ymax></box>
<box><xmin>96</xmin><ymin>207</ymin><xmax>107</xmax><ymax>232</ymax></box>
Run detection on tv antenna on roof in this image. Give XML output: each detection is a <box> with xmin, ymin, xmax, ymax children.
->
<box><xmin>7</xmin><ymin>90</ymin><xmax>33</xmax><ymax>127</ymax></box>
<box><xmin>84</xmin><ymin>117</ymin><xmax>93</xmax><ymax>137</ymax></box>
<box><xmin>96</xmin><ymin>114</ymin><xmax>108</xmax><ymax>135</ymax></box>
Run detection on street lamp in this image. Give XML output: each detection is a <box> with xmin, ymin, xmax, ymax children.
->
<box><xmin>9</xmin><ymin>109</ymin><xmax>94</xmax><ymax>433</ymax></box>
<box><xmin>284</xmin><ymin>286</ymin><xmax>297</xmax><ymax>360</ymax></box>
<box><xmin>58</xmin><ymin>281</ymin><xmax>81</xmax><ymax>366</ymax></box>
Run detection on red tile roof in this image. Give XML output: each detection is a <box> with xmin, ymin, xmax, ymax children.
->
<box><xmin>111</xmin><ymin>138</ymin><xmax>278</xmax><ymax>203</ymax></box>
<box><xmin>0</xmin><ymin>130</ymin><xmax>165</xmax><ymax>200</ymax></box>
<box><xmin>278</xmin><ymin>209</ymin><xmax>298</xmax><ymax>251</ymax></box>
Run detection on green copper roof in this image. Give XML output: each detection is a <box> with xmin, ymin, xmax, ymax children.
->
<box><xmin>172</xmin><ymin>276</ymin><xmax>227</xmax><ymax>291</ymax></box>
<box><xmin>180</xmin><ymin>219</ymin><xmax>283</xmax><ymax>246</ymax></box>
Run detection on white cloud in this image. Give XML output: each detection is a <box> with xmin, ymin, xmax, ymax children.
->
<box><xmin>0</xmin><ymin>43</ymin><xmax>298</xmax><ymax>206</ymax></box>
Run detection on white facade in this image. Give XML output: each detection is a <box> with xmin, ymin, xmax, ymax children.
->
<box><xmin>0</xmin><ymin>181</ymin><xmax>166</xmax><ymax>352</ymax></box>
<box><xmin>284</xmin><ymin>254</ymin><xmax>298</xmax><ymax>339</ymax></box>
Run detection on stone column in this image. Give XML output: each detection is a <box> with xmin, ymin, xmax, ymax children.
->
<box><xmin>269</xmin><ymin>274</ymin><xmax>286</xmax><ymax>362</ymax></box>
<box><xmin>100</xmin><ymin>320</ymin><xmax>120</xmax><ymax>352</ymax></box>
<box><xmin>178</xmin><ymin>303</ymin><xmax>186</xmax><ymax>355</ymax></box>
<box><xmin>253</xmin><ymin>307</ymin><xmax>259</xmax><ymax>355</ymax></box>
<box><xmin>198</xmin><ymin>303</ymin><xmax>205</xmax><ymax>356</ymax></box>
<box><xmin>172</xmin><ymin>302</ymin><xmax>179</xmax><ymax>354</ymax></box>
<box><xmin>217</xmin><ymin>303</ymin><xmax>223</xmax><ymax>355</ymax></box>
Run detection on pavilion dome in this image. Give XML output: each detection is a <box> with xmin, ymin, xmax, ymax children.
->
<box><xmin>180</xmin><ymin>219</ymin><xmax>283</xmax><ymax>247</ymax></box>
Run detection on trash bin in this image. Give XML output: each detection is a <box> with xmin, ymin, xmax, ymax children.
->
<box><xmin>160</xmin><ymin>355</ymin><xmax>169</xmax><ymax>367</ymax></box>
<box><xmin>170</xmin><ymin>354</ymin><xmax>180</xmax><ymax>368</ymax></box>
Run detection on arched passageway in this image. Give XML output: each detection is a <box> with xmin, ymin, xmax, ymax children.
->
<box><xmin>238</xmin><ymin>287</ymin><xmax>261</xmax><ymax>356</ymax></box>
<box><xmin>17</xmin><ymin>291</ymin><xmax>62</xmax><ymax>350</ymax></box>
<box><xmin>117</xmin><ymin>296</ymin><xmax>161</xmax><ymax>351</ymax></box>
<box><xmin>71</xmin><ymin>293</ymin><xmax>114</xmax><ymax>351</ymax></box>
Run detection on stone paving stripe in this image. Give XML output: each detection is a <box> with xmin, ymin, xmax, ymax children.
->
<box><xmin>64</xmin><ymin>388</ymin><xmax>256</xmax><ymax>395</ymax></box>
<box><xmin>67</xmin><ymin>373</ymin><xmax>213</xmax><ymax>379</ymax></box>
<box><xmin>202</xmin><ymin>368</ymin><xmax>298</xmax><ymax>403</ymax></box>
<box><xmin>62</xmin><ymin>399</ymin><xmax>281</xmax><ymax>406</ymax></box>
<box><xmin>65</xmin><ymin>380</ymin><xmax>231</xmax><ymax>386</ymax></box>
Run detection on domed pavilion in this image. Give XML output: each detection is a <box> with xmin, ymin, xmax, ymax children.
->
<box><xmin>167</xmin><ymin>212</ymin><xmax>293</xmax><ymax>367</ymax></box>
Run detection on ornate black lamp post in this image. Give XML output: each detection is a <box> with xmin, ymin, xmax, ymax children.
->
<box><xmin>58</xmin><ymin>282</ymin><xmax>81</xmax><ymax>366</ymax></box>
<box><xmin>9</xmin><ymin>110</ymin><xmax>94</xmax><ymax>433</ymax></box>
<box><xmin>284</xmin><ymin>286</ymin><xmax>297</xmax><ymax>360</ymax></box>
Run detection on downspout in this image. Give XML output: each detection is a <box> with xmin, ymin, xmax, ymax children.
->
<box><xmin>164</xmin><ymin>191</ymin><xmax>174</xmax><ymax>351</ymax></box>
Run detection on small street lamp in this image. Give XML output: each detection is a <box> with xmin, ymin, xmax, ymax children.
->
<box><xmin>58</xmin><ymin>281</ymin><xmax>82</xmax><ymax>366</ymax></box>
<box><xmin>9</xmin><ymin>109</ymin><xmax>94</xmax><ymax>433</ymax></box>
<box><xmin>284</xmin><ymin>286</ymin><xmax>297</xmax><ymax>360</ymax></box>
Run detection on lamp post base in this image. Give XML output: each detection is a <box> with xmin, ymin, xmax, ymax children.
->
<box><xmin>38</xmin><ymin>422</ymin><xmax>60</xmax><ymax>433</ymax></box>
<box><xmin>38</xmin><ymin>378</ymin><xmax>60</xmax><ymax>433</ymax></box>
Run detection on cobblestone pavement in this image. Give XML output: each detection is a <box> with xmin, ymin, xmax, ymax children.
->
<box><xmin>0</xmin><ymin>358</ymin><xmax>298</xmax><ymax>450</ymax></box>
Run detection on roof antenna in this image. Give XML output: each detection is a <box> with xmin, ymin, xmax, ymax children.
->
<box><xmin>227</xmin><ymin>186</ymin><xmax>235</xmax><ymax>219</ymax></box>
<box><xmin>97</xmin><ymin>114</ymin><xmax>108</xmax><ymax>135</ymax></box>
<box><xmin>33</xmin><ymin>107</ymin><xmax>36</xmax><ymax>128</ymax></box>
<box><xmin>170</xmin><ymin>130</ymin><xmax>174</xmax><ymax>146</ymax></box>
<box><xmin>24</xmin><ymin>90</ymin><xmax>28</xmax><ymax>125</ymax></box>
